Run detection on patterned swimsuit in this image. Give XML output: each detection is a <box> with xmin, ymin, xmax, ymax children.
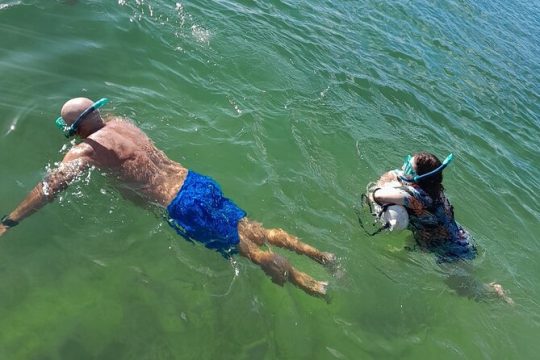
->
<box><xmin>400</xmin><ymin>184</ymin><xmax>477</xmax><ymax>261</ymax></box>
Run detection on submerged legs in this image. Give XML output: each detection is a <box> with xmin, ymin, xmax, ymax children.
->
<box><xmin>238</xmin><ymin>219</ymin><xmax>336</xmax><ymax>265</ymax></box>
<box><xmin>237</xmin><ymin>218</ymin><xmax>333</xmax><ymax>299</ymax></box>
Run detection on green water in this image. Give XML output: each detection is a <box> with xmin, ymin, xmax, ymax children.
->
<box><xmin>1</xmin><ymin>0</ymin><xmax>539</xmax><ymax>359</ymax></box>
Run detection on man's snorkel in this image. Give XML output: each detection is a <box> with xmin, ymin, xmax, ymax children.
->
<box><xmin>399</xmin><ymin>153</ymin><xmax>453</xmax><ymax>183</ymax></box>
<box><xmin>55</xmin><ymin>98</ymin><xmax>109</xmax><ymax>138</ymax></box>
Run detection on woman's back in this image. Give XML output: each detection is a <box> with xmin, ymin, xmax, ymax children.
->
<box><xmin>401</xmin><ymin>184</ymin><xmax>476</xmax><ymax>261</ymax></box>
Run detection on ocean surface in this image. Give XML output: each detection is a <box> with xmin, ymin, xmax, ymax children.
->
<box><xmin>0</xmin><ymin>0</ymin><xmax>539</xmax><ymax>359</ymax></box>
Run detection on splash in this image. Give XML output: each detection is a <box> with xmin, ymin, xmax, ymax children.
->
<box><xmin>191</xmin><ymin>24</ymin><xmax>210</xmax><ymax>44</ymax></box>
<box><xmin>4</xmin><ymin>117</ymin><xmax>17</xmax><ymax>136</ymax></box>
<box><xmin>175</xmin><ymin>3</ymin><xmax>211</xmax><ymax>45</ymax></box>
<box><xmin>0</xmin><ymin>1</ymin><xmax>21</xmax><ymax>11</ymax></box>
<box><xmin>175</xmin><ymin>2</ymin><xmax>185</xmax><ymax>27</ymax></box>
<box><xmin>58</xmin><ymin>139</ymin><xmax>77</xmax><ymax>154</ymax></box>
<box><xmin>41</xmin><ymin>181</ymin><xmax>51</xmax><ymax>197</ymax></box>
<box><xmin>228</xmin><ymin>97</ymin><xmax>243</xmax><ymax>115</ymax></box>
<box><xmin>117</xmin><ymin>1</ymin><xmax>212</xmax><ymax>48</ymax></box>
<box><xmin>42</xmin><ymin>161</ymin><xmax>96</xmax><ymax>202</ymax></box>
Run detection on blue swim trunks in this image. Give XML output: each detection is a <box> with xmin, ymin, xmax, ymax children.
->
<box><xmin>166</xmin><ymin>170</ymin><xmax>246</xmax><ymax>254</ymax></box>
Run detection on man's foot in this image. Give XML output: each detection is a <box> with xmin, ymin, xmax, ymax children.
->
<box><xmin>310</xmin><ymin>280</ymin><xmax>331</xmax><ymax>303</ymax></box>
<box><xmin>488</xmin><ymin>282</ymin><xmax>514</xmax><ymax>305</ymax></box>
<box><xmin>314</xmin><ymin>280</ymin><xmax>328</xmax><ymax>296</ymax></box>
<box><xmin>319</xmin><ymin>252</ymin><xmax>344</xmax><ymax>278</ymax></box>
<box><xmin>318</xmin><ymin>251</ymin><xmax>337</xmax><ymax>266</ymax></box>
<box><xmin>288</xmin><ymin>267</ymin><xmax>330</xmax><ymax>300</ymax></box>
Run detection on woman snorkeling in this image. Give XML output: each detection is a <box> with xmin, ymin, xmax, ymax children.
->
<box><xmin>368</xmin><ymin>152</ymin><xmax>512</xmax><ymax>303</ymax></box>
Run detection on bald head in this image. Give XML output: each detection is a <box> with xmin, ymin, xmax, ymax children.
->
<box><xmin>60</xmin><ymin>97</ymin><xmax>95</xmax><ymax>124</ymax></box>
<box><xmin>59</xmin><ymin>97</ymin><xmax>105</xmax><ymax>138</ymax></box>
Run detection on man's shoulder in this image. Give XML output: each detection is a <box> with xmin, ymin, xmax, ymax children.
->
<box><xmin>72</xmin><ymin>141</ymin><xmax>95</xmax><ymax>154</ymax></box>
<box><xmin>63</xmin><ymin>141</ymin><xmax>95</xmax><ymax>163</ymax></box>
<box><xmin>90</xmin><ymin>118</ymin><xmax>136</xmax><ymax>137</ymax></box>
<box><xmin>104</xmin><ymin>115</ymin><xmax>134</xmax><ymax>126</ymax></box>
<box><xmin>104</xmin><ymin>117</ymin><xmax>143</xmax><ymax>133</ymax></box>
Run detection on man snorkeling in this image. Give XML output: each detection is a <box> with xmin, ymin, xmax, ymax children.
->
<box><xmin>0</xmin><ymin>97</ymin><xmax>336</xmax><ymax>299</ymax></box>
<box><xmin>367</xmin><ymin>152</ymin><xmax>513</xmax><ymax>304</ymax></box>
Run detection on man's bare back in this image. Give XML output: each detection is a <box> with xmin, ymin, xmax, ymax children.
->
<box><xmin>82</xmin><ymin>118</ymin><xmax>187</xmax><ymax>206</ymax></box>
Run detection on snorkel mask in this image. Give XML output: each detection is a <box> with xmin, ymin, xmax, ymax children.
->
<box><xmin>400</xmin><ymin>153</ymin><xmax>454</xmax><ymax>182</ymax></box>
<box><xmin>55</xmin><ymin>98</ymin><xmax>109</xmax><ymax>138</ymax></box>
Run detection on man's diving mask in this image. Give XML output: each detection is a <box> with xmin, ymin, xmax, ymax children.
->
<box><xmin>400</xmin><ymin>153</ymin><xmax>454</xmax><ymax>182</ymax></box>
<box><xmin>55</xmin><ymin>98</ymin><xmax>109</xmax><ymax>138</ymax></box>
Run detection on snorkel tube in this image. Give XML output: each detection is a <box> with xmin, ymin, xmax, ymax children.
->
<box><xmin>55</xmin><ymin>98</ymin><xmax>109</xmax><ymax>138</ymax></box>
<box><xmin>399</xmin><ymin>153</ymin><xmax>454</xmax><ymax>183</ymax></box>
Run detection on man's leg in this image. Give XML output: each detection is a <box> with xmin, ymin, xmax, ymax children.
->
<box><xmin>237</xmin><ymin>234</ymin><xmax>328</xmax><ymax>298</ymax></box>
<box><xmin>238</xmin><ymin>218</ymin><xmax>335</xmax><ymax>265</ymax></box>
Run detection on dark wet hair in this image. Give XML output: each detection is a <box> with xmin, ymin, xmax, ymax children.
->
<box><xmin>414</xmin><ymin>152</ymin><xmax>444</xmax><ymax>200</ymax></box>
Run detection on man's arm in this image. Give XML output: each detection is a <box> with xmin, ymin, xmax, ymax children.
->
<box><xmin>368</xmin><ymin>170</ymin><xmax>410</xmax><ymax>207</ymax></box>
<box><xmin>376</xmin><ymin>170</ymin><xmax>399</xmax><ymax>187</ymax></box>
<box><xmin>371</xmin><ymin>187</ymin><xmax>409</xmax><ymax>206</ymax></box>
<box><xmin>0</xmin><ymin>144</ymin><xmax>94</xmax><ymax>236</ymax></box>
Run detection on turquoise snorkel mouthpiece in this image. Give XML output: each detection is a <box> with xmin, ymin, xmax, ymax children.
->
<box><xmin>400</xmin><ymin>153</ymin><xmax>453</xmax><ymax>183</ymax></box>
<box><xmin>55</xmin><ymin>98</ymin><xmax>109</xmax><ymax>138</ymax></box>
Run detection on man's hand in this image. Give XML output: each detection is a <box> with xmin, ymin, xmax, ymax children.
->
<box><xmin>0</xmin><ymin>224</ymin><xmax>7</xmax><ymax>237</ymax></box>
<box><xmin>376</xmin><ymin>170</ymin><xmax>399</xmax><ymax>187</ymax></box>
